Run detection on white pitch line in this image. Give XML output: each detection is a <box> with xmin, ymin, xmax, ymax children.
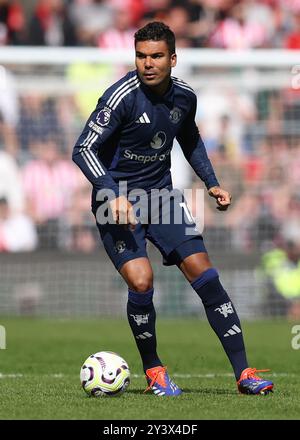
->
<box><xmin>0</xmin><ymin>373</ymin><xmax>65</xmax><ymax>379</ymax></box>
<box><xmin>0</xmin><ymin>372</ymin><xmax>294</xmax><ymax>379</ymax></box>
<box><xmin>133</xmin><ymin>373</ymin><xmax>293</xmax><ymax>379</ymax></box>
<box><xmin>0</xmin><ymin>373</ymin><xmax>23</xmax><ymax>378</ymax></box>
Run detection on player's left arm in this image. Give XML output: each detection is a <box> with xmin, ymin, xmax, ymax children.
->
<box><xmin>176</xmin><ymin>94</ymin><xmax>231</xmax><ymax>211</ymax></box>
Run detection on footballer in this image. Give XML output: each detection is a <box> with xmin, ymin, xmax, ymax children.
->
<box><xmin>72</xmin><ymin>22</ymin><xmax>274</xmax><ymax>396</ymax></box>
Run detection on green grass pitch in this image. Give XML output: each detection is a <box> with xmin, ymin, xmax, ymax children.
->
<box><xmin>0</xmin><ymin>318</ymin><xmax>299</xmax><ymax>420</ymax></box>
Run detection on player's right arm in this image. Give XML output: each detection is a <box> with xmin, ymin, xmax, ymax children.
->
<box><xmin>72</xmin><ymin>96</ymin><xmax>123</xmax><ymax>197</ymax></box>
<box><xmin>109</xmin><ymin>196</ymin><xmax>137</xmax><ymax>230</ymax></box>
<box><xmin>72</xmin><ymin>94</ymin><xmax>137</xmax><ymax>228</ymax></box>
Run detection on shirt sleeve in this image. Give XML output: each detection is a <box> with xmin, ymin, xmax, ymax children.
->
<box><xmin>176</xmin><ymin>95</ymin><xmax>219</xmax><ymax>190</ymax></box>
<box><xmin>72</xmin><ymin>96</ymin><xmax>125</xmax><ymax>197</ymax></box>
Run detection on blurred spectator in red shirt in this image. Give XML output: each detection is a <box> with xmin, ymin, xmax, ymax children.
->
<box><xmin>66</xmin><ymin>179</ymin><xmax>97</xmax><ymax>253</ymax></box>
<box><xmin>141</xmin><ymin>0</ymin><xmax>172</xmax><ymax>25</ymax></box>
<box><xmin>17</xmin><ymin>94</ymin><xmax>64</xmax><ymax>159</ymax></box>
<box><xmin>284</xmin><ymin>12</ymin><xmax>300</xmax><ymax>49</ymax></box>
<box><xmin>109</xmin><ymin>0</ymin><xmax>146</xmax><ymax>26</ymax></box>
<box><xmin>98</xmin><ymin>6</ymin><xmax>136</xmax><ymax>49</ymax></box>
<box><xmin>22</xmin><ymin>139</ymin><xmax>79</xmax><ymax>224</ymax></box>
<box><xmin>22</xmin><ymin>139</ymin><xmax>80</xmax><ymax>248</ymax></box>
<box><xmin>210</xmin><ymin>1</ymin><xmax>272</xmax><ymax>48</ymax></box>
<box><xmin>0</xmin><ymin>0</ymin><xmax>25</xmax><ymax>45</ymax></box>
<box><xmin>28</xmin><ymin>0</ymin><xmax>77</xmax><ymax>46</ymax></box>
<box><xmin>69</xmin><ymin>0</ymin><xmax>114</xmax><ymax>46</ymax></box>
<box><xmin>0</xmin><ymin>66</ymin><xmax>19</xmax><ymax>158</ymax></box>
<box><xmin>164</xmin><ymin>6</ymin><xmax>192</xmax><ymax>47</ymax></box>
<box><xmin>0</xmin><ymin>150</ymin><xmax>24</xmax><ymax>213</ymax></box>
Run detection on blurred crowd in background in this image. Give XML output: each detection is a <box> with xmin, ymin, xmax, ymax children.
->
<box><xmin>0</xmin><ymin>0</ymin><xmax>299</xmax><ymax>260</ymax></box>
<box><xmin>0</xmin><ymin>70</ymin><xmax>299</xmax><ymax>258</ymax></box>
<box><xmin>1</xmin><ymin>0</ymin><xmax>300</xmax><ymax>49</ymax></box>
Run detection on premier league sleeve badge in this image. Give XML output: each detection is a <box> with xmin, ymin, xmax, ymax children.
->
<box><xmin>96</xmin><ymin>107</ymin><xmax>112</xmax><ymax>126</ymax></box>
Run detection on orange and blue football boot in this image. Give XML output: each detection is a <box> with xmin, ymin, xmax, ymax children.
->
<box><xmin>237</xmin><ymin>368</ymin><xmax>274</xmax><ymax>395</ymax></box>
<box><xmin>144</xmin><ymin>366</ymin><xmax>182</xmax><ymax>396</ymax></box>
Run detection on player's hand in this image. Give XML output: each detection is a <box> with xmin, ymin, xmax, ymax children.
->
<box><xmin>208</xmin><ymin>186</ymin><xmax>231</xmax><ymax>211</ymax></box>
<box><xmin>109</xmin><ymin>196</ymin><xmax>138</xmax><ymax>231</ymax></box>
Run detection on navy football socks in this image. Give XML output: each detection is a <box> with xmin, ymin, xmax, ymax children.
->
<box><xmin>191</xmin><ymin>268</ymin><xmax>248</xmax><ymax>380</ymax></box>
<box><xmin>127</xmin><ymin>288</ymin><xmax>162</xmax><ymax>372</ymax></box>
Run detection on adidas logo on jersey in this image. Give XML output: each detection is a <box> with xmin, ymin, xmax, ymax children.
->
<box><xmin>135</xmin><ymin>112</ymin><xmax>151</xmax><ymax>123</ymax></box>
<box><xmin>223</xmin><ymin>325</ymin><xmax>241</xmax><ymax>337</ymax></box>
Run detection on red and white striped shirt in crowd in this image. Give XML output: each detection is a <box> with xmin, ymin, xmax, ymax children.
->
<box><xmin>22</xmin><ymin>159</ymin><xmax>80</xmax><ymax>223</ymax></box>
<box><xmin>97</xmin><ymin>28</ymin><xmax>136</xmax><ymax>49</ymax></box>
<box><xmin>210</xmin><ymin>19</ymin><xmax>268</xmax><ymax>49</ymax></box>
<box><xmin>280</xmin><ymin>0</ymin><xmax>300</xmax><ymax>12</ymax></box>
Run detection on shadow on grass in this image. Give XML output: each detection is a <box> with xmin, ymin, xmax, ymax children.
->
<box><xmin>183</xmin><ymin>388</ymin><xmax>237</xmax><ymax>396</ymax></box>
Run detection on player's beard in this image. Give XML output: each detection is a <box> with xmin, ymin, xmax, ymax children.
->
<box><xmin>141</xmin><ymin>69</ymin><xmax>172</xmax><ymax>95</ymax></box>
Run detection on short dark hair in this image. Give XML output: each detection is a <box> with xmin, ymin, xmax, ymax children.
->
<box><xmin>134</xmin><ymin>22</ymin><xmax>176</xmax><ymax>55</ymax></box>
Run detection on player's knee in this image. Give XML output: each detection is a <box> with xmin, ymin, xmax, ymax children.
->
<box><xmin>129</xmin><ymin>274</ymin><xmax>153</xmax><ymax>293</ymax></box>
<box><xmin>121</xmin><ymin>259</ymin><xmax>153</xmax><ymax>292</ymax></box>
<box><xmin>180</xmin><ymin>252</ymin><xmax>213</xmax><ymax>282</ymax></box>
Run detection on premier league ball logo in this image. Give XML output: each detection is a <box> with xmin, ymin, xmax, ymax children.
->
<box><xmin>150</xmin><ymin>131</ymin><xmax>167</xmax><ymax>149</ymax></box>
<box><xmin>96</xmin><ymin>107</ymin><xmax>112</xmax><ymax>126</ymax></box>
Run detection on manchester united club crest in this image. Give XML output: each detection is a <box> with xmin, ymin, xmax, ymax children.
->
<box><xmin>114</xmin><ymin>240</ymin><xmax>126</xmax><ymax>254</ymax></box>
<box><xmin>169</xmin><ymin>107</ymin><xmax>182</xmax><ymax>124</ymax></box>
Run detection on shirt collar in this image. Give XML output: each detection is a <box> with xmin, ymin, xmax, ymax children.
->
<box><xmin>137</xmin><ymin>71</ymin><xmax>174</xmax><ymax>104</ymax></box>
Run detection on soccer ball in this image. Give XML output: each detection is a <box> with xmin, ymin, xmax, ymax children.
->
<box><xmin>80</xmin><ymin>351</ymin><xmax>130</xmax><ymax>397</ymax></box>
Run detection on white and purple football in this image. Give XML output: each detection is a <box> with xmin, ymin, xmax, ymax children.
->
<box><xmin>80</xmin><ymin>351</ymin><xmax>130</xmax><ymax>397</ymax></box>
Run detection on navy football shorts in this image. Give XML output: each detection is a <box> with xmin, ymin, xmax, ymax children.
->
<box><xmin>92</xmin><ymin>189</ymin><xmax>207</xmax><ymax>272</ymax></box>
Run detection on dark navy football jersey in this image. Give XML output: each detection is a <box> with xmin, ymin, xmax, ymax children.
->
<box><xmin>72</xmin><ymin>70</ymin><xmax>219</xmax><ymax>197</ymax></box>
